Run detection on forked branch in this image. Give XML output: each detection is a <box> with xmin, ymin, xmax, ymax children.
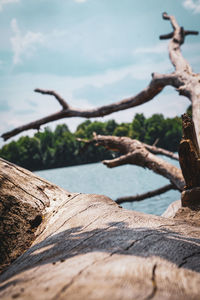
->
<box><xmin>143</xmin><ymin>143</ymin><xmax>179</xmax><ymax>161</ymax></box>
<box><xmin>34</xmin><ymin>89</ymin><xmax>69</xmax><ymax>110</ymax></box>
<box><xmin>160</xmin><ymin>12</ymin><xmax>198</xmax><ymax>72</ymax></box>
<box><xmin>1</xmin><ymin>74</ymin><xmax>176</xmax><ymax>141</ymax></box>
<box><xmin>87</xmin><ymin>134</ymin><xmax>185</xmax><ymax>191</ymax></box>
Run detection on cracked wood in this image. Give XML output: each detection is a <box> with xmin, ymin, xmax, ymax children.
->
<box><xmin>1</xmin><ymin>158</ymin><xmax>200</xmax><ymax>300</ymax></box>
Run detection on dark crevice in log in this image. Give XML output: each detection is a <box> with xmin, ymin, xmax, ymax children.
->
<box><xmin>146</xmin><ymin>264</ymin><xmax>157</xmax><ymax>300</ymax></box>
<box><xmin>29</xmin><ymin>215</ymin><xmax>43</xmax><ymax>229</ymax></box>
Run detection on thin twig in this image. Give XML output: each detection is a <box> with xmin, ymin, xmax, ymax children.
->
<box><xmin>116</xmin><ymin>184</ymin><xmax>176</xmax><ymax>204</ymax></box>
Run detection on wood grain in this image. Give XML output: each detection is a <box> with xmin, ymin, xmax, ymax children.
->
<box><xmin>0</xmin><ymin>158</ymin><xmax>200</xmax><ymax>299</ymax></box>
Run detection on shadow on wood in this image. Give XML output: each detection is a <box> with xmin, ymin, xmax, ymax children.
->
<box><xmin>1</xmin><ymin>157</ymin><xmax>200</xmax><ymax>299</ymax></box>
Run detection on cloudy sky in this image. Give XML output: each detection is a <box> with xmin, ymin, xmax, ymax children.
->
<box><xmin>0</xmin><ymin>0</ymin><xmax>200</xmax><ymax>145</ymax></box>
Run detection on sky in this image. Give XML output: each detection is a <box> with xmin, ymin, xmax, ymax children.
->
<box><xmin>0</xmin><ymin>0</ymin><xmax>200</xmax><ymax>146</ymax></box>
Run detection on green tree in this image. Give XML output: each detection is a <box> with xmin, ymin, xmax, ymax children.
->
<box><xmin>161</xmin><ymin>117</ymin><xmax>182</xmax><ymax>151</ymax></box>
<box><xmin>113</xmin><ymin>124</ymin><xmax>129</xmax><ymax>137</ymax></box>
<box><xmin>129</xmin><ymin>113</ymin><xmax>146</xmax><ymax>141</ymax></box>
<box><xmin>144</xmin><ymin>114</ymin><xmax>165</xmax><ymax>145</ymax></box>
<box><xmin>104</xmin><ymin>120</ymin><xmax>118</xmax><ymax>135</ymax></box>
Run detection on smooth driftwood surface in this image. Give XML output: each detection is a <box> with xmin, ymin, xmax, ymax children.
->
<box><xmin>1</xmin><ymin>159</ymin><xmax>200</xmax><ymax>300</ymax></box>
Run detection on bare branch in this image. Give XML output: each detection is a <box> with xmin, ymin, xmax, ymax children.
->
<box><xmin>2</xmin><ymin>74</ymin><xmax>177</xmax><ymax>141</ymax></box>
<box><xmin>184</xmin><ymin>30</ymin><xmax>199</xmax><ymax>36</ymax></box>
<box><xmin>159</xmin><ymin>32</ymin><xmax>173</xmax><ymax>40</ymax></box>
<box><xmin>34</xmin><ymin>89</ymin><xmax>69</xmax><ymax>110</ymax></box>
<box><xmin>162</xmin><ymin>12</ymin><xmax>179</xmax><ymax>31</ymax></box>
<box><xmin>91</xmin><ymin>134</ymin><xmax>185</xmax><ymax>190</ymax></box>
<box><xmin>152</xmin><ymin>138</ymin><xmax>159</xmax><ymax>147</ymax></box>
<box><xmin>76</xmin><ymin>137</ymin><xmax>92</xmax><ymax>144</ymax></box>
<box><xmin>103</xmin><ymin>152</ymin><xmax>136</xmax><ymax>168</ymax></box>
<box><xmin>144</xmin><ymin>144</ymin><xmax>179</xmax><ymax>161</ymax></box>
<box><xmin>1</xmin><ymin>110</ymin><xmax>67</xmax><ymax>141</ymax></box>
<box><xmin>116</xmin><ymin>184</ymin><xmax>176</xmax><ymax>204</ymax></box>
<box><xmin>160</xmin><ymin>12</ymin><xmax>199</xmax><ymax>72</ymax></box>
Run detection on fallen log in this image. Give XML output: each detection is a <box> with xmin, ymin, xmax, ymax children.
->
<box><xmin>1</xmin><ymin>158</ymin><xmax>200</xmax><ymax>300</ymax></box>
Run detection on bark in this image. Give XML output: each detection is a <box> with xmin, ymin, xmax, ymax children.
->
<box><xmin>178</xmin><ymin>114</ymin><xmax>200</xmax><ymax>209</ymax></box>
<box><xmin>0</xmin><ymin>158</ymin><xmax>69</xmax><ymax>272</ymax></box>
<box><xmin>179</xmin><ymin>114</ymin><xmax>200</xmax><ymax>189</ymax></box>
<box><xmin>143</xmin><ymin>143</ymin><xmax>179</xmax><ymax>161</ymax></box>
<box><xmin>1</xmin><ymin>158</ymin><xmax>200</xmax><ymax>300</ymax></box>
<box><xmin>1</xmin><ymin>13</ymin><xmax>200</xmax><ymax>143</ymax></box>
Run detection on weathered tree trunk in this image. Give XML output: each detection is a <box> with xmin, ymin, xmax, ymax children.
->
<box><xmin>1</xmin><ymin>158</ymin><xmax>200</xmax><ymax>300</ymax></box>
<box><xmin>0</xmin><ymin>158</ymin><xmax>69</xmax><ymax>272</ymax></box>
<box><xmin>179</xmin><ymin>114</ymin><xmax>200</xmax><ymax>209</ymax></box>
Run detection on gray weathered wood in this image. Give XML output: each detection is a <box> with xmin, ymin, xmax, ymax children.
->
<box><xmin>91</xmin><ymin>134</ymin><xmax>185</xmax><ymax>191</ymax></box>
<box><xmin>1</xmin><ymin>158</ymin><xmax>200</xmax><ymax>300</ymax></box>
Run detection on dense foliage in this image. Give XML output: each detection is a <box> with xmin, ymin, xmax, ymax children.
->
<box><xmin>0</xmin><ymin>113</ymin><xmax>182</xmax><ymax>171</ymax></box>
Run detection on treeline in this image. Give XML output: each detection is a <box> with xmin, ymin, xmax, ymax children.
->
<box><xmin>0</xmin><ymin>113</ymin><xmax>183</xmax><ymax>171</ymax></box>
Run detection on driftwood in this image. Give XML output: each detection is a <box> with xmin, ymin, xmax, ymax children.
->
<box><xmin>82</xmin><ymin>134</ymin><xmax>184</xmax><ymax>194</ymax></box>
<box><xmin>179</xmin><ymin>114</ymin><xmax>200</xmax><ymax>209</ymax></box>
<box><xmin>77</xmin><ymin>135</ymin><xmax>182</xmax><ymax>202</ymax></box>
<box><xmin>89</xmin><ymin>114</ymin><xmax>200</xmax><ymax>207</ymax></box>
<box><xmin>1</xmin><ymin>12</ymin><xmax>200</xmax><ymax>144</ymax></box>
<box><xmin>1</xmin><ymin>158</ymin><xmax>200</xmax><ymax>300</ymax></box>
<box><xmin>179</xmin><ymin>114</ymin><xmax>200</xmax><ymax>190</ymax></box>
<box><xmin>1</xmin><ymin>11</ymin><xmax>200</xmax><ymax>299</ymax></box>
<box><xmin>116</xmin><ymin>184</ymin><xmax>176</xmax><ymax>204</ymax></box>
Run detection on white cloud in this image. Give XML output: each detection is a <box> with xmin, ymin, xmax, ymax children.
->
<box><xmin>10</xmin><ymin>18</ymin><xmax>44</xmax><ymax>64</ymax></box>
<box><xmin>183</xmin><ymin>0</ymin><xmax>200</xmax><ymax>13</ymax></box>
<box><xmin>0</xmin><ymin>0</ymin><xmax>19</xmax><ymax>11</ymax></box>
<box><xmin>133</xmin><ymin>42</ymin><xmax>168</xmax><ymax>55</ymax></box>
<box><xmin>74</xmin><ymin>0</ymin><xmax>87</xmax><ymax>3</ymax></box>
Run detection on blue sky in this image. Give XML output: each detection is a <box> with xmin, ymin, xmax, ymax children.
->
<box><xmin>0</xmin><ymin>0</ymin><xmax>200</xmax><ymax>145</ymax></box>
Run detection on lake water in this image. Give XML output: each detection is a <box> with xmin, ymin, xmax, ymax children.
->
<box><xmin>36</xmin><ymin>155</ymin><xmax>180</xmax><ymax>216</ymax></box>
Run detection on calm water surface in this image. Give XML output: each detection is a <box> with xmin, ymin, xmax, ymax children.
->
<box><xmin>36</xmin><ymin>155</ymin><xmax>180</xmax><ymax>216</ymax></box>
